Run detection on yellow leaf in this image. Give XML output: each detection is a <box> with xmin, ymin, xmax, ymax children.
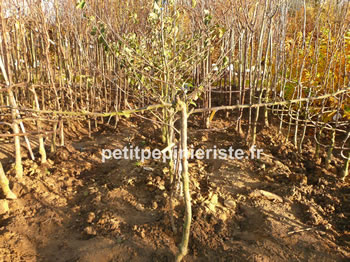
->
<box><xmin>191</xmin><ymin>0</ymin><xmax>197</xmax><ymax>8</ymax></box>
<box><xmin>209</xmin><ymin>110</ymin><xmax>217</xmax><ymax>122</ymax></box>
<box><xmin>344</xmin><ymin>111</ymin><xmax>350</xmax><ymax>120</ymax></box>
<box><xmin>120</xmin><ymin>112</ymin><xmax>131</xmax><ymax>118</ymax></box>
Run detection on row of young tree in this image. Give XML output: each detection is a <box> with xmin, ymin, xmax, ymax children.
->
<box><xmin>0</xmin><ymin>0</ymin><xmax>349</xmax><ymax>260</ymax></box>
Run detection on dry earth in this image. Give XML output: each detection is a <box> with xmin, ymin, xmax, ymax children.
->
<box><xmin>0</xmin><ymin>116</ymin><xmax>349</xmax><ymax>262</ymax></box>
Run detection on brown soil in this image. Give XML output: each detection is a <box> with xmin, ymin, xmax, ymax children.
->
<box><xmin>0</xmin><ymin>117</ymin><xmax>349</xmax><ymax>262</ymax></box>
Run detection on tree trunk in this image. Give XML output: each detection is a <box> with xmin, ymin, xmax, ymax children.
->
<box><xmin>175</xmin><ymin>100</ymin><xmax>192</xmax><ymax>262</ymax></box>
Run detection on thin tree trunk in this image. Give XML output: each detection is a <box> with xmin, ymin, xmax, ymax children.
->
<box><xmin>342</xmin><ymin>152</ymin><xmax>350</xmax><ymax>181</ymax></box>
<box><xmin>175</xmin><ymin>100</ymin><xmax>191</xmax><ymax>262</ymax></box>
<box><xmin>325</xmin><ymin>129</ymin><xmax>336</xmax><ymax>170</ymax></box>
<box><xmin>32</xmin><ymin>87</ymin><xmax>47</xmax><ymax>164</ymax></box>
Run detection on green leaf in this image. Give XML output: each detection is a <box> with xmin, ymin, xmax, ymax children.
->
<box><xmin>76</xmin><ymin>0</ymin><xmax>86</xmax><ymax>9</ymax></box>
<box><xmin>153</xmin><ymin>2</ymin><xmax>161</xmax><ymax>14</ymax></box>
<box><xmin>218</xmin><ymin>27</ymin><xmax>225</xmax><ymax>38</ymax></box>
<box><xmin>204</xmin><ymin>9</ymin><xmax>212</xmax><ymax>25</ymax></box>
<box><xmin>149</xmin><ymin>12</ymin><xmax>158</xmax><ymax>21</ymax></box>
<box><xmin>124</xmin><ymin>47</ymin><xmax>133</xmax><ymax>55</ymax></box>
<box><xmin>223</xmin><ymin>56</ymin><xmax>229</xmax><ymax>68</ymax></box>
<box><xmin>90</xmin><ymin>27</ymin><xmax>97</xmax><ymax>36</ymax></box>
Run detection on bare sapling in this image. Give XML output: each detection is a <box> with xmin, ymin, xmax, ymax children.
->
<box><xmin>51</xmin><ymin>119</ymin><xmax>58</xmax><ymax>153</ymax></box>
<box><xmin>59</xmin><ymin>119</ymin><xmax>64</xmax><ymax>146</ymax></box>
<box><xmin>31</xmin><ymin>87</ymin><xmax>47</xmax><ymax>164</ymax></box>
<box><xmin>342</xmin><ymin>152</ymin><xmax>350</xmax><ymax>181</ymax></box>
<box><xmin>325</xmin><ymin>129</ymin><xmax>336</xmax><ymax>170</ymax></box>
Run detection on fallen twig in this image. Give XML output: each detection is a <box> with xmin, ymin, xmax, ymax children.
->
<box><xmin>287</xmin><ymin>227</ymin><xmax>313</xmax><ymax>235</ymax></box>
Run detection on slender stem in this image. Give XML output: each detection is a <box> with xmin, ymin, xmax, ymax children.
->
<box><xmin>175</xmin><ymin>100</ymin><xmax>191</xmax><ymax>262</ymax></box>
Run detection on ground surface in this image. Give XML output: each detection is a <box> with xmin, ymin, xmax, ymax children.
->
<box><xmin>0</xmin><ymin>116</ymin><xmax>349</xmax><ymax>262</ymax></box>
